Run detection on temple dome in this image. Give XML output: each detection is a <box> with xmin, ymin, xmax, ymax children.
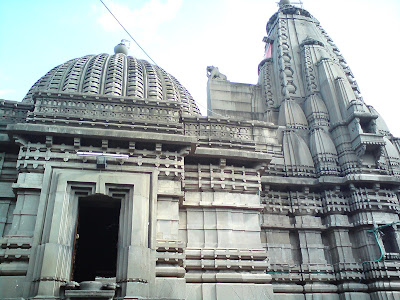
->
<box><xmin>23</xmin><ymin>53</ymin><xmax>200</xmax><ymax>116</ymax></box>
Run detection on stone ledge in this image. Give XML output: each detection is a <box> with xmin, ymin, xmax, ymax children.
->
<box><xmin>7</xmin><ymin>123</ymin><xmax>196</xmax><ymax>145</ymax></box>
<box><xmin>193</xmin><ymin>147</ymin><xmax>272</xmax><ymax>162</ymax></box>
<box><xmin>185</xmin><ymin>272</ymin><xmax>272</xmax><ymax>283</ymax></box>
<box><xmin>64</xmin><ymin>290</ymin><xmax>115</xmax><ymax>298</ymax></box>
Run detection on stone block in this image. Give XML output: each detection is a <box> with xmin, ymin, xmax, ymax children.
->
<box><xmin>304</xmin><ymin>294</ymin><xmax>339</xmax><ymax>300</ymax></box>
<box><xmin>215</xmin><ymin>283</ymin><xmax>273</xmax><ymax>300</ymax></box>
<box><xmin>157</xmin><ymin>199</ymin><xmax>179</xmax><ymax>220</ymax></box>
<box><xmin>338</xmin><ymin>292</ymin><xmax>369</xmax><ymax>300</ymax></box>
<box><xmin>0</xmin><ymin>276</ymin><xmax>25</xmax><ymax>298</ymax></box>
<box><xmin>0</xmin><ymin>182</ymin><xmax>15</xmax><ymax>198</ymax></box>
<box><xmin>202</xmin><ymin>284</ymin><xmax>216</xmax><ymax>300</ymax></box>
<box><xmin>157</xmin><ymin>219</ymin><xmax>179</xmax><ymax>240</ymax></box>
<box><xmin>243</xmin><ymin>212</ymin><xmax>260</xmax><ymax>231</ymax></box>
<box><xmin>303</xmin><ymin>283</ymin><xmax>338</xmax><ymax>293</ymax></box>
<box><xmin>187</xmin><ymin>210</ymin><xmax>203</xmax><ymax>229</ymax></box>
<box><xmin>124</xmin><ymin>281</ymin><xmax>150</xmax><ymax>299</ymax></box>
<box><xmin>217</xmin><ymin>229</ymin><xmax>233</xmax><ymax>248</ymax></box>
<box><xmin>187</xmin><ymin>229</ymin><xmax>205</xmax><ymax>248</ymax></box>
<box><xmin>204</xmin><ymin>229</ymin><xmax>217</xmax><ymax>248</ymax></box>
<box><xmin>16</xmin><ymin>172</ymin><xmax>43</xmax><ymax>187</ymax></box>
<box><xmin>125</xmin><ymin>246</ymin><xmax>153</xmax><ymax>281</ymax></box>
<box><xmin>186</xmin><ymin>283</ymin><xmax>202</xmax><ymax>300</ymax></box>
<box><xmin>274</xmin><ymin>294</ymin><xmax>305</xmax><ymax>300</ymax></box>
<box><xmin>203</xmin><ymin>210</ymin><xmax>217</xmax><ymax>229</ymax></box>
<box><xmin>158</xmin><ymin>180</ymin><xmax>182</xmax><ymax>196</ymax></box>
<box><xmin>154</xmin><ymin>278</ymin><xmax>186</xmax><ymax>300</ymax></box>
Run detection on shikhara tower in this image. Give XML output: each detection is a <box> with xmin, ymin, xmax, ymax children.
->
<box><xmin>1</xmin><ymin>1</ymin><xmax>400</xmax><ymax>299</ymax></box>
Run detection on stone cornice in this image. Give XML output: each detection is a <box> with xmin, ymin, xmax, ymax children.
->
<box><xmin>7</xmin><ymin>123</ymin><xmax>196</xmax><ymax>145</ymax></box>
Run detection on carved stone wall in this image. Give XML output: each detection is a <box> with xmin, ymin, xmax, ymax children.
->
<box><xmin>1</xmin><ymin>2</ymin><xmax>400</xmax><ymax>299</ymax></box>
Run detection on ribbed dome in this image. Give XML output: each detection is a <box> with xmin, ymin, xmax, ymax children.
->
<box><xmin>23</xmin><ymin>53</ymin><xmax>200</xmax><ymax>116</ymax></box>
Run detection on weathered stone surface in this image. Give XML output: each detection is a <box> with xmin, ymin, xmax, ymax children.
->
<box><xmin>1</xmin><ymin>2</ymin><xmax>400</xmax><ymax>300</ymax></box>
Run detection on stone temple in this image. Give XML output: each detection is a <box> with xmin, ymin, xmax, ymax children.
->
<box><xmin>1</xmin><ymin>1</ymin><xmax>400</xmax><ymax>299</ymax></box>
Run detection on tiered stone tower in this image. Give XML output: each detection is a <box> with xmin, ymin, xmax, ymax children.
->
<box><xmin>207</xmin><ymin>1</ymin><xmax>400</xmax><ymax>299</ymax></box>
<box><xmin>0</xmin><ymin>1</ymin><xmax>399</xmax><ymax>299</ymax></box>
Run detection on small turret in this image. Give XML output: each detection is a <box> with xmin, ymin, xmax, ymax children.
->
<box><xmin>279</xmin><ymin>0</ymin><xmax>291</xmax><ymax>7</ymax></box>
<box><xmin>114</xmin><ymin>39</ymin><xmax>130</xmax><ymax>55</ymax></box>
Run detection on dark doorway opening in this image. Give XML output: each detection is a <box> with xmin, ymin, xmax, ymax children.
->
<box><xmin>72</xmin><ymin>195</ymin><xmax>121</xmax><ymax>282</ymax></box>
<box><xmin>381</xmin><ymin>226</ymin><xmax>400</xmax><ymax>254</ymax></box>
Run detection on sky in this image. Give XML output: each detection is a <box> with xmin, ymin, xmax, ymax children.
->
<box><xmin>1</xmin><ymin>0</ymin><xmax>399</xmax><ymax>136</ymax></box>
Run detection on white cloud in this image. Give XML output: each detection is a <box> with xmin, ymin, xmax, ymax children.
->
<box><xmin>91</xmin><ymin>0</ymin><xmax>400</xmax><ymax>136</ymax></box>
<box><xmin>0</xmin><ymin>70</ymin><xmax>9</xmax><ymax>81</ymax></box>
<box><xmin>0</xmin><ymin>89</ymin><xmax>16</xmax><ymax>97</ymax></box>
<box><xmin>97</xmin><ymin>0</ymin><xmax>183</xmax><ymax>41</ymax></box>
<box><xmin>159</xmin><ymin>0</ymin><xmax>275</xmax><ymax>113</ymax></box>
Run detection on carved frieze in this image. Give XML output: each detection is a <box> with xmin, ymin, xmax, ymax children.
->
<box><xmin>183</xmin><ymin>164</ymin><xmax>261</xmax><ymax>193</ymax></box>
<box><xmin>0</xmin><ymin>101</ymin><xmax>32</xmax><ymax>127</ymax></box>
<box><xmin>277</xmin><ymin>18</ymin><xmax>297</xmax><ymax>98</ymax></box>
<box><xmin>184</xmin><ymin>121</ymin><xmax>252</xmax><ymax>141</ymax></box>
<box><xmin>301</xmin><ymin>45</ymin><xmax>320</xmax><ymax>96</ymax></box>
<box><xmin>28</xmin><ymin>94</ymin><xmax>183</xmax><ymax>133</ymax></box>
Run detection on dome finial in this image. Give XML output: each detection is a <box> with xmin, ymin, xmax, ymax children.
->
<box><xmin>114</xmin><ymin>39</ymin><xmax>130</xmax><ymax>55</ymax></box>
<box><xmin>279</xmin><ymin>0</ymin><xmax>291</xmax><ymax>7</ymax></box>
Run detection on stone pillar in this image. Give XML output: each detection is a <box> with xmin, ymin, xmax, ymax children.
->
<box><xmin>0</xmin><ymin>151</ymin><xmax>18</xmax><ymax>238</ymax></box>
<box><xmin>324</xmin><ymin>215</ymin><xmax>369</xmax><ymax>298</ymax></box>
<box><xmin>153</xmin><ymin>192</ymin><xmax>186</xmax><ymax>300</ymax></box>
<box><xmin>116</xmin><ymin>182</ymin><xmax>153</xmax><ymax>300</ymax></box>
<box><xmin>0</xmin><ymin>172</ymin><xmax>42</xmax><ymax>300</ymax></box>
<box><xmin>8</xmin><ymin>189</ymin><xmax>41</xmax><ymax>237</ymax></box>
<box><xmin>296</xmin><ymin>216</ymin><xmax>338</xmax><ymax>296</ymax></box>
<box><xmin>184</xmin><ymin>191</ymin><xmax>273</xmax><ymax>299</ymax></box>
<box><xmin>0</xmin><ymin>199</ymin><xmax>13</xmax><ymax>237</ymax></box>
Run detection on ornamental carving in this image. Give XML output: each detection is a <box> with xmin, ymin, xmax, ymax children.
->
<box><xmin>32</xmin><ymin>98</ymin><xmax>180</xmax><ymax>123</ymax></box>
<box><xmin>277</xmin><ymin>18</ymin><xmax>297</xmax><ymax>97</ymax></box>
<box><xmin>184</xmin><ymin>122</ymin><xmax>251</xmax><ymax>140</ymax></box>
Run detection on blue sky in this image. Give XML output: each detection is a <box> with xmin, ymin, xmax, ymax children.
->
<box><xmin>1</xmin><ymin>0</ymin><xmax>399</xmax><ymax>136</ymax></box>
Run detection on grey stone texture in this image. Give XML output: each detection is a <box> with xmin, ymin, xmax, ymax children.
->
<box><xmin>1</xmin><ymin>2</ymin><xmax>400</xmax><ymax>299</ymax></box>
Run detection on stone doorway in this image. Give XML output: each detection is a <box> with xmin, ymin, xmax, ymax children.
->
<box><xmin>72</xmin><ymin>194</ymin><xmax>121</xmax><ymax>282</ymax></box>
<box><xmin>28</xmin><ymin>170</ymin><xmax>152</xmax><ymax>299</ymax></box>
